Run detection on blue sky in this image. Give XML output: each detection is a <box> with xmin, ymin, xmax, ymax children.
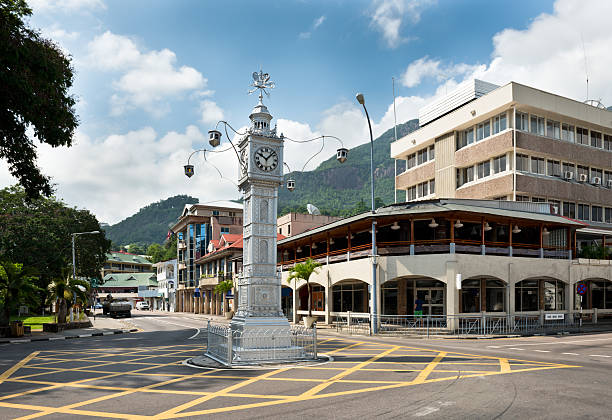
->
<box><xmin>4</xmin><ymin>0</ymin><xmax>612</xmax><ymax>224</ymax></box>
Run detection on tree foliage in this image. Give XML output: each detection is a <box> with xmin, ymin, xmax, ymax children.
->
<box><xmin>0</xmin><ymin>186</ymin><xmax>111</xmax><ymax>305</ymax></box>
<box><xmin>0</xmin><ymin>0</ymin><xmax>78</xmax><ymax>198</ymax></box>
<box><xmin>0</xmin><ymin>260</ymin><xmax>42</xmax><ymax>326</ymax></box>
<box><xmin>46</xmin><ymin>274</ymin><xmax>90</xmax><ymax>324</ymax></box>
<box><xmin>287</xmin><ymin>258</ymin><xmax>321</xmax><ymax>317</ymax></box>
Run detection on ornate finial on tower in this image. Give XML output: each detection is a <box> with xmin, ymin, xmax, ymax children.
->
<box><xmin>248</xmin><ymin>70</ymin><xmax>276</xmax><ymax>102</ymax></box>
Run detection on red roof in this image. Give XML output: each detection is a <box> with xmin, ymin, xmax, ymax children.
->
<box><xmin>196</xmin><ymin>233</ymin><xmax>284</xmax><ymax>262</ymax></box>
<box><xmin>221</xmin><ymin>233</ymin><xmax>242</xmax><ymax>243</ymax></box>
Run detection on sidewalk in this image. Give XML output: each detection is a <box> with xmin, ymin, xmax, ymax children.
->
<box><xmin>0</xmin><ymin>314</ymin><xmax>137</xmax><ymax>345</ymax></box>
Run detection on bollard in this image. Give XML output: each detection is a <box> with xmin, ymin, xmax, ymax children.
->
<box><xmin>593</xmin><ymin>307</ymin><xmax>598</xmax><ymax>324</ymax></box>
<box><xmin>313</xmin><ymin>325</ymin><xmax>317</xmax><ymax>359</ymax></box>
<box><xmin>206</xmin><ymin>319</ymin><xmax>210</xmax><ymax>355</ymax></box>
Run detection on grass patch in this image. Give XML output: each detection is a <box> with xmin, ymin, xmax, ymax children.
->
<box><xmin>10</xmin><ymin>315</ymin><xmax>56</xmax><ymax>330</ymax></box>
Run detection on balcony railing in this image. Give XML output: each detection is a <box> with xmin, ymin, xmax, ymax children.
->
<box><xmin>199</xmin><ymin>273</ymin><xmax>234</xmax><ymax>287</ymax></box>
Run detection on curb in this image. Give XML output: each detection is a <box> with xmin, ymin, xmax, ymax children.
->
<box><xmin>0</xmin><ymin>329</ymin><xmax>139</xmax><ymax>345</ymax></box>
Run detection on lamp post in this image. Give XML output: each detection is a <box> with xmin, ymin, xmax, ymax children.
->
<box><xmin>70</xmin><ymin>230</ymin><xmax>100</xmax><ymax>322</ymax></box>
<box><xmin>356</xmin><ymin>92</ymin><xmax>378</xmax><ymax>334</ymax></box>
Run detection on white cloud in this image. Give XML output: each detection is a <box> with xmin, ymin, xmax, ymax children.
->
<box><xmin>370</xmin><ymin>0</ymin><xmax>435</xmax><ymax>48</ymax></box>
<box><xmin>299</xmin><ymin>15</ymin><xmax>327</xmax><ymax>39</ymax></box>
<box><xmin>200</xmin><ymin>100</ymin><xmax>224</xmax><ymax>125</ymax></box>
<box><xmin>400</xmin><ymin>0</ymin><xmax>612</xmax><ymax>107</ymax></box>
<box><xmin>29</xmin><ymin>0</ymin><xmax>106</xmax><ymax>13</ymax></box>
<box><xmin>401</xmin><ymin>56</ymin><xmax>482</xmax><ymax>88</ymax></box>
<box><xmin>86</xmin><ymin>31</ymin><xmax>206</xmax><ymax>116</ymax></box>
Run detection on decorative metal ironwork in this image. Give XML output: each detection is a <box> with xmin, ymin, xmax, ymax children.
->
<box><xmin>249</xmin><ymin>70</ymin><xmax>276</xmax><ymax>98</ymax></box>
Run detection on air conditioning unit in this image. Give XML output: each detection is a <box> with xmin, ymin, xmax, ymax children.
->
<box><xmin>607</xmin><ymin>179</ymin><xmax>612</xmax><ymax>189</ymax></box>
<box><xmin>563</xmin><ymin>171</ymin><xmax>574</xmax><ymax>180</ymax></box>
<box><xmin>578</xmin><ymin>173</ymin><xmax>589</xmax><ymax>183</ymax></box>
<box><xmin>591</xmin><ymin>176</ymin><xmax>602</xmax><ymax>186</ymax></box>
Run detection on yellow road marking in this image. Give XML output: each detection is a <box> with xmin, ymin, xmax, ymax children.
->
<box><xmin>0</xmin><ymin>352</ymin><xmax>39</xmax><ymax>385</ymax></box>
<box><xmin>300</xmin><ymin>345</ymin><xmax>401</xmax><ymax>397</ymax></box>
<box><xmin>411</xmin><ymin>352</ymin><xmax>446</xmax><ymax>384</ymax></box>
<box><xmin>499</xmin><ymin>358</ymin><xmax>512</xmax><ymax>373</ymax></box>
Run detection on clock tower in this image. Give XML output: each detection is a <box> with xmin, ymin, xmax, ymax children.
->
<box><xmin>230</xmin><ymin>75</ymin><xmax>291</xmax><ymax>346</ymax></box>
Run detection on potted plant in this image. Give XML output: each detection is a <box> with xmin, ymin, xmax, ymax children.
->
<box><xmin>215</xmin><ymin>278</ymin><xmax>234</xmax><ymax>319</ymax></box>
<box><xmin>287</xmin><ymin>258</ymin><xmax>321</xmax><ymax>328</ymax></box>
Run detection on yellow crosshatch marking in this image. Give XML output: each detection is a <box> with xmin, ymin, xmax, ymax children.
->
<box><xmin>0</xmin><ymin>339</ymin><xmax>579</xmax><ymax>419</ymax></box>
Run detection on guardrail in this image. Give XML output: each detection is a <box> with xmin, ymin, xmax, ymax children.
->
<box><xmin>206</xmin><ymin>321</ymin><xmax>317</xmax><ymax>366</ymax></box>
<box><xmin>332</xmin><ymin>312</ymin><xmax>590</xmax><ymax>337</ymax></box>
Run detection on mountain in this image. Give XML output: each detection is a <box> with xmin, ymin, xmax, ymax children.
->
<box><xmin>103</xmin><ymin>195</ymin><xmax>199</xmax><ymax>246</ymax></box>
<box><xmin>277</xmin><ymin>119</ymin><xmax>419</xmax><ymax>216</ymax></box>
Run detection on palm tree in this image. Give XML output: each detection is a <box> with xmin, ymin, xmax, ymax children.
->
<box><xmin>47</xmin><ymin>274</ymin><xmax>90</xmax><ymax>324</ymax></box>
<box><xmin>0</xmin><ymin>261</ymin><xmax>41</xmax><ymax>327</ymax></box>
<box><xmin>287</xmin><ymin>258</ymin><xmax>321</xmax><ymax>318</ymax></box>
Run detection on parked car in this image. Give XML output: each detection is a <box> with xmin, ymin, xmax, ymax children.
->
<box><xmin>102</xmin><ymin>298</ymin><xmax>131</xmax><ymax>318</ymax></box>
<box><xmin>136</xmin><ymin>301</ymin><xmax>150</xmax><ymax>310</ymax></box>
<box><xmin>94</xmin><ymin>303</ymin><xmax>103</xmax><ymax>309</ymax></box>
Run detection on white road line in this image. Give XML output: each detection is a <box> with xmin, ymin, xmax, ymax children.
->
<box><xmin>508</xmin><ymin>348</ymin><xmax>524</xmax><ymax>351</ymax></box>
<box><xmin>487</xmin><ymin>346</ymin><xmax>500</xmax><ymax>348</ymax></box>
<box><xmin>562</xmin><ymin>352</ymin><xmax>580</xmax><ymax>355</ymax></box>
<box><xmin>414</xmin><ymin>407</ymin><xmax>440</xmax><ymax>417</ymax></box>
<box><xmin>534</xmin><ymin>350</ymin><xmax>550</xmax><ymax>353</ymax></box>
<box><xmin>188</xmin><ymin>329</ymin><xmax>202</xmax><ymax>339</ymax></box>
<box><xmin>589</xmin><ymin>355</ymin><xmax>611</xmax><ymax>358</ymax></box>
<box><xmin>496</xmin><ymin>337</ymin><xmax>612</xmax><ymax>348</ymax></box>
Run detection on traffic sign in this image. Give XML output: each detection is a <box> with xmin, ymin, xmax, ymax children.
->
<box><xmin>577</xmin><ymin>284</ymin><xmax>587</xmax><ymax>295</ymax></box>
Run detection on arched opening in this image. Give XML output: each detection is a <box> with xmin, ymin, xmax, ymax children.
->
<box><xmin>515</xmin><ymin>277</ymin><xmax>566</xmax><ymax>312</ymax></box>
<box><xmin>460</xmin><ymin>277</ymin><xmax>507</xmax><ymax>313</ymax></box>
<box><xmin>281</xmin><ymin>286</ymin><xmax>293</xmax><ymax>318</ymax></box>
<box><xmin>383</xmin><ymin>277</ymin><xmax>445</xmax><ymax>315</ymax></box>
<box><xmin>332</xmin><ymin>280</ymin><xmax>368</xmax><ymax>313</ymax></box>
<box><xmin>297</xmin><ymin>283</ymin><xmax>325</xmax><ymax>312</ymax></box>
<box><xmin>575</xmin><ymin>279</ymin><xmax>612</xmax><ymax>311</ymax></box>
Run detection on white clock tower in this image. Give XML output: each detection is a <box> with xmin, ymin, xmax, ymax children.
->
<box><xmin>230</xmin><ymin>72</ymin><xmax>291</xmax><ymax>344</ymax></box>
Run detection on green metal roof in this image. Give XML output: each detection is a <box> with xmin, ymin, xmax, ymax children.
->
<box><xmin>100</xmin><ymin>273</ymin><xmax>158</xmax><ymax>288</ymax></box>
<box><xmin>106</xmin><ymin>252</ymin><xmax>152</xmax><ymax>265</ymax></box>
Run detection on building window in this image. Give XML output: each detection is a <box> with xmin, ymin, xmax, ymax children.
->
<box><xmin>476</xmin><ymin>121</ymin><xmax>490</xmax><ymax>141</ymax></box>
<box><xmin>604</xmin><ymin>171</ymin><xmax>612</xmax><ymax>187</ymax></box>
<box><xmin>429</xmin><ymin>179</ymin><xmax>435</xmax><ymax>195</ymax></box>
<box><xmin>592</xmin><ymin>206</ymin><xmax>603</xmax><ymax>223</ymax></box>
<box><xmin>577</xmin><ymin>165</ymin><xmax>589</xmax><ymax>180</ymax></box>
<box><xmin>530</xmin><ymin>157</ymin><xmax>545</xmax><ymax>175</ymax></box>
<box><xmin>457</xmin><ymin>166</ymin><xmax>474</xmax><ymax>187</ymax></box>
<box><xmin>407</xmin><ymin>153</ymin><xmax>416</xmax><ymax>169</ymax></box>
<box><xmin>546</xmin><ymin>120</ymin><xmax>560</xmax><ymax>139</ymax></box>
<box><xmin>516</xmin><ymin>195</ymin><xmax>530</xmax><ymax>202</ymax></box>
<box><xmin>221</xmin><ymin>227</ymin><xmax>230</xmax><ymax>234</ymax></box>
<box><xmin>429</xmin><ymin>145</ymin><xmax>435</xmax><ymax>160</ymax></box>
<box><xmin>591</xmin><ymin>168</ymin><xmax>603</xmax><ymax>181</ymax></box>
<box><xmin>576</xmin><ymin>127</ymin><xmax>589</xmax><ymax>145</ymax></box>
<box><xmin>493</xmin><ymin>112</ymin><xmax>507</xmax><ymax>134</ymax></box>
<box><xmin>477</xmin><ymin>160</ymin><xmax>491</xmax><ymax>179</ymax></box>
<box><xmin>531</xmin><ymin>197</ymin><xmax>546</xmax><ymax>203</ymax></box>
<box><xmin>417</xmin><ymin>148</ymin><xmax>428</xmax><ymax>165</ymax></box>
<box><xmin>407</xmin><ymin>186</ymin><xmax>417</xmax><ymax>201</ymax></box>
<box><xmin>530</xmin><ymin>115</ymin><xmax>545</xmax><ymax>136</ymax></box>
<box><xmin>546</xmin><ymin>159</ymin><xmax>561</xmax><ymax>177</ymax></box>
<box><xmin>493</xmin><ymin>155</ymin><xmax>506</xmax><ymax>173</ymax></box>
<box><xmin>578</xmin><ymin>204</ymin><xmax>590</xmax><ymax>221</ymax></box>
<box><xmin>212</xmin><ymin>210</ymin><xmax>219</xmax><ymax>216</ymax></box>
<box><xmin>516</xmin><ymin>112</ymin><xmax>528</xmax><ymax>131</ymax></box>
<box><xmin>591</xmin><ymin>131</ymin><xmax>602</xmax><ymax>148</ymax></box>
<box><xmin>516</xmin><ymin>154</ymin><xmax>529</xmax><ymax>171</ymax></box>
<box><xmin>605</xmin><ymin>208</ymin><xmax>612</xmax><ymax>224</ymax></box>
<box><xmin>417</xmin><ymin>181</ymin><xmax>428</xmax><ymax>198</ymax></box>
<box><xmin>516</xmin><ymin>280</ymin><xmax>539</xmax><ymax>312</ymax></box>
<box><xmin>548</xmin><ymin>200</ymin><xmax>561</xmax><ymax>214</ymax></box>
<box><xmin>604</xmin><ymin>134</ymin><xmax>612</xmax><ymax>151</ymax></box>
<box><xmin>562</xmin><ymin>162</ymin><xmax>576</xmax><ymax>177</ymax></box>
<box><xmin>562</xmin><ymin>124</ymin><xmax>575</xmax><ymax>142</ymax></box>
<box><xmin>544</xmin><ymin>280</ymin><xmax>565</xmax><ymax>310</ymax></box>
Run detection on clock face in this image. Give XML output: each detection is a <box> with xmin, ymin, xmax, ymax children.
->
<box><xmin>254</xmin><ymin>147</ymin><xmax>278</xmax><ymax>172</ymax></box>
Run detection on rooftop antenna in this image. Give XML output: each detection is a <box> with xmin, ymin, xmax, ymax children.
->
<box><xmin>581</xmin><ymin>34</ymin><xmax>589</xmax><ymax>101</ymax></box>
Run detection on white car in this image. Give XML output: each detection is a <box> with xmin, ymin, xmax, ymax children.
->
<box><xmin>136</xmin><ymin>301</ymin><xmax>150</xmax><ymax>310</ymax></box>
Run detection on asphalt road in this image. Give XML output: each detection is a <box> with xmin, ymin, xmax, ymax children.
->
<box><xmin>1</xmin><ymin>313</ymin><xmax>611</xmax><ymax>419</ymax></box>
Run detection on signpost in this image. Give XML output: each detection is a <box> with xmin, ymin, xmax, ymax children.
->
<box><xmin>577</xmin><ymin>284</ymin><xmax>587</xmax><ymax>295</ymax></box>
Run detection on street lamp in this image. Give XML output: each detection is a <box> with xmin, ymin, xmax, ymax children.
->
<box><xmin>356</xmin><ymin>92</ymin><xmax>378</xmax><ymax>334</ymax></box>
<box><xmin>71</xmin><ymin>230</ymin><xmax>100</xmax><ymax>322</ymax></box>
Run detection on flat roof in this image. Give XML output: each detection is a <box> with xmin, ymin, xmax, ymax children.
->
<box><xmin>278</xmin><ymin>198</ymin><xmax>585</xmax><ymax>245</ymax></box>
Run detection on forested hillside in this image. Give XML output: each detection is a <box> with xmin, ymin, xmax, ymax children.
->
<box><xmin>103</xmin><ymin>195</ymin><xmax>198</xmax><ymax>246</ymax></box>
<box><xmin>277</xmin><ymin>119</ymin><xmax>419</xmax><ymax>216</ymax></box>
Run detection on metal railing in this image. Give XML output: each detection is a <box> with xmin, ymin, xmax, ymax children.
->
<box><xmin>206</xmin><ymin>321</ymin><xmax>317</xmax><ymax>366</ymax></box>
<box><xmin>332</xmin><ymin>312</ymin><xmax>588</xmax><ymax>337</ymax></box>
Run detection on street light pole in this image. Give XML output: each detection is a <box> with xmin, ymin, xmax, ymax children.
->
<box><xmin>356</xmin><ymin>92</ymin><xmax>378</xmax><ymax>334</ymax></box>
<box><xmin>70</xmin><ymin>231</ymin><xmax>100</xmax><ymax>322</ymax></box>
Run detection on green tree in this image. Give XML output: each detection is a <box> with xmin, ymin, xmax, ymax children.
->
<box><xmin>163</xmin><ymin>236</ymin><xmax>177</xmax><ymax>261</ymax></box>
<box><xmin>287</xmin><ymin>258</ymin><xmax>321</xmax><ymax>317</ymax></box>
<box><xmin>215</xmin><ymin>278</ymin><xmax>234</xmax><ymax>314</ymax></box>
<box><xmin>1</xmin><ymin>0</ymin><xmax>78</xmax><ymax>198</ymax></box>
<box><xmin>0</xmin><ymin>260</ymin><xmax>41</xmax><ymax>326</ymax></box>
<box><xmin>47</xmin><ymin>275</ymin><xmax>90</xmax><ymax>324</ymax></box>
<box><xmin>0</xmin><ymin>186</ymin><xmax>110</xmax><ymax>305</ymax></box>
<box><xmin>147</xmin><ymin>243</ymin><xmax>165</xmax><ymax>263</ymax></box>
